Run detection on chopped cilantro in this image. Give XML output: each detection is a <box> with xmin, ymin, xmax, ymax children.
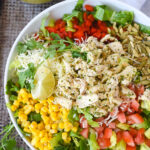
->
<box><xmin>18</xmin><ymin>63</ymin><xmax>36</xmax><ymax>92</ymax></box>
<box><xmin>28</xmin><ymin>112</ymin><xmax>42</xmax><ymax>123</ymax></box>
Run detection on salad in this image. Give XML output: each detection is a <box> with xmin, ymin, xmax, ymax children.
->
<box><xmin>4</xmin><ymin>0</ymin><xmax>150</xmax><ymax>150</ymax></box>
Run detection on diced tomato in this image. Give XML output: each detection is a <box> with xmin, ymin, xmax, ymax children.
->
<box><xmin>95</xmin><ymin>117</ymin><xmax>104</xmax><ymax>123</ymax></box>
<box><xmin>80</xmin><ymin>128</ymin><xmax>89</xmax><ymax>139</ymax></box>
<box><xmin>108</xmin><ymin>122</ymin><xmax>116</xmax><ymax>129</ymax></box>
<box><xmin>136</xmin><ymin>85</ymin><xmax>144</xmax><ymax>96</ymax></box>
<box><xmin>122</xmin><ymin>131</ymin><xmax>135</xmax><ymax>147</ymax></box>
<box><xmin>94</xmin><ymin>126</ymin><xmax>104</xmax><ymax>134</ymax></box>
<box><xmin>117</xmin><ymin>131</ymin><xmax>123</xmax><ymax>142</ymax></box>
<box><xmin>135</xmin><ymin>128</ymin><xmax>145</xmax><ymax>145</ymax></box>
<box><xmin>145</xmin><ymin>139</ymin><xmax>150</xmax><ymax>147</ymax></box>
<box><xmin>99</xmin><ymin>132</ymin><xmax>104</xmax><ymax>138</ymax></box>
<box><xmin>131</xmin><ymin>99</ymin><xmax>140</xmax><ymax>111</ymax></box>
<box><xmin>98</xmin><ymin>138</ymin><xmax>111</xmax><ymax>149</ymax></box>
<box><xmin>119</xmin><ymin>102</ymin><xmax>130</xmax><ymax>112</ymax></box>
<box><xmin>127</xmin><ymin>107</ymin><xmax>135</xmax><ymax>115</ymax></box>
<box><xmin>104</xmin><ymin>128</ymin><xmax>112</xmax><ymax>139</ymax></box>
<box><xmin>126</xmin><ymin>145</ymin><xmax>136</xmax><ymax>150</ymax></box>
<box><xmin>127</xmin><ymin>113</ymin><xmax>144</xmax><ymax>124</ymax></box>
<box><xmin>129</xmin><ymin>128</ymin><xmax>138</xmax><ymax>137</ymax></box>
<box><xmin>128</xmin><ymin>84</ymin><xmax>136</xmax><ymax>93</ymax></box>
<box><xmin>80</xmin><ymin>117</ymin><xmax>88</xmax><ymax>128</ymax></box>
<box><xmin>117</xmin><ymin>112</ymin><xmax>126</xmax><ymax>123</ymax></box>
<box><xmin>85</xmin><ymin>4</ymin><xmax>94</xmax><ymax>12</ymax></box>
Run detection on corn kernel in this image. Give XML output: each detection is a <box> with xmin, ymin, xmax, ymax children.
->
<box><xmin>62</xmin><ymin>132</ymin><xmax>68</xmax><ymax>141</ymax></box>
<box><xmin>19</xmin><ymin>114</ymin><xmax>27</xmax><ymax>121</ymax></box>
<box><xmin>24</xmin><ymin>105</ymin><xmax>34</xmax><ymax>115</ymax></box>
<box><xmin>24</xmin><ymin>127</ymin><xmax>30</xmax><ymax>133</ymax></box>
<box><xmin>13</xmin><ymin>100</ymin><xmax>20</xmax><ymax>107</ymax></box>
<box><xmin>65</xmin><ymin>137</ymin><xmax>71</xmax><ymax>143</ymax></box>
<box><xmin>41</xmin><ymin>137</ymin><xmax>48</xmax><ymax>144</ymax></box>
<box><xmin>59</xmin><ymin>122</ymin><xmax>64</xmax><ymax>129</ymax></box>
<box><xmin>41</xmin><ymin>106</ymin><xmax>49</xmax><ymax>113</ymax></box>
<box><xmin>51</xmin><ymin>112</ymin><xmax>58</xmax><ymax>121</ymax></box>
<box><xmin>72</xmin><ymin>127</ymin><xmax>78</xmax><ymax>132</ymax></box>
<box><xmin>30</xmin><ymin>121</ymin><xmax>38</xmax><ymax>129</ymax></box>
<box><xmin>64</xmin><ymin>122</ymin><xmax>72</xmax><ymax>132</ymax></box>
<box><xmin>43</xmin><ymin>116</ymin><xmax>50</xmax><ymax>124</ymax></box>
<box><xmin>45</xmin><ymin>124</ymin><xmax>51</xmax><ymax>131</ymax></box>
<box><xmin>52</xmin><ymin>105</ymin><xmax>59</xmax><ymax>112</ymax></box>
<box><xmin>35</xmin><ymin>103</ymin><xmax>43</xmax><ymax>113</ymax></box>
<box><xmin>38</xmin><ymin>122</ymin><xmax>45</xmax><ymax>130</ymax></box>
<box><xmin>52</xmin><ymin>123</ymin><xmax>57</xmax><ymax>130</ymax></box>
<box><xmin>11</xmin><ymin>105</ymin><xmax>17</xmax><ymax>111</ymax></box>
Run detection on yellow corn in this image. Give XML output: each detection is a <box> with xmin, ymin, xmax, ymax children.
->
<box><xmin>58</xmin><ymin>122</ymin><xmax>64</xmax><ymax>129</ymax></box>
<box><xmin>72</xmin><ymin>126</ymin><xmax>78</xmax><ymax>132</ymax></box>
<box><xmin>11</xmin><ymin>105</ymin><xmax>17</xmax><ymax>111</ymax></box>
<box><xmin>62</xmin><ymin>132</ymin><xmax>68</xmax><ymax>141</ymax></box>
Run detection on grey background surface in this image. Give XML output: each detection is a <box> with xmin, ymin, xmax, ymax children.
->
<box><xmin>0</xmin><ymin>0</ymin><xmax>150</xmax><ymax>149</ymax></box>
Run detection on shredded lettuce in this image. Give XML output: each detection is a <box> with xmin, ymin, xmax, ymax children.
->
<box><xmin>68</xmin><ymin>108</ymin><xmax>79</xmax><ymax>123</ymax></box>
<box><xmin>132</xmin><ymin>118</ymin><xmax>149</xmax><ymax>129</ymax></box>
<box><xmin>88</xmin><ymin>133</ymin><xmax>99</xmax><ymax>150</ymax></box>
<box><xmin>94</xmin><ymin>5</ymin><xmax>114</xmax><ymax>21</ymax></box>
<box><xmin>111</xmin><ymin>11</ymin><xmax>134</xmax><ymax>26</ymax></box>
<box><xmin>74</xmin><ymin>0</ymin><xmax>84</xmax><ymax>11</ymax></box>
<box><xmin>77</xmin><ymin>108</ymin><xmax>99</xmax><ymax>127</ymax></box>
<box><xmin>110</xmin><ymin>131</ymin><xmax>117</xmax><ymax>148</ymax></box>
<box><xmin>50</xmin><ymin>133</ymin><xmax>62</xmax><ymax>148</ymax></box>
<box><xmin>40</xmin><ymin>17</ymin><xmax>49</xmax><ymax>37</ymax></box>
<box><xmin>48</xmin><ymin>19</ymin><xmax>55</xmax><ymax>27</ymax></box>
<box><xmin>140</xmin><ymin>24</ymin><xmax>150</xmax><ymax>35</ymax></box>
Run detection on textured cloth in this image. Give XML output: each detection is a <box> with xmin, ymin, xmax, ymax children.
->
<box><xmin>0</xmin><ymin>0</ymin><xmax>149</xmax><ymax>149</ymax></box>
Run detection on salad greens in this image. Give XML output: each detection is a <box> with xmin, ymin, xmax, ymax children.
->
<box><xmin>4</xmin><ymin>0</ymin><xmax>150</xmax><ymax>149</ymax></box>
<box><xmin>6</xmin><ymin>80</ymin><xmax>20</xmax><ymax>101</ymax></box>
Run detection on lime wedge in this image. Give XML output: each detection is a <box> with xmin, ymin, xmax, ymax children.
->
<box><xmin>31</xmin><ymin>65</ymin><xmax>55</xmax><ymax>100</ymax></box>
<box><xmin>22</xmin><ymin>0</ymin><xmax>51</xmax><ymax>4</ymax></box>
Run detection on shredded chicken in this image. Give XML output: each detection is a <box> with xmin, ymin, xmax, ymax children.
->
<box><xmin>46</xmin><ymin>35</ymin><xmax>140</xmax><ymax>116</ymax></box>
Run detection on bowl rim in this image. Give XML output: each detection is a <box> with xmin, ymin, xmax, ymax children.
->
<box><xmin>4</xmin><ymin>0</ymin><xmax>150</xmax><ymax>149</ymax></box>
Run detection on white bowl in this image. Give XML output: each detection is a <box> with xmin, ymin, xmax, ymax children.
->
<box><xmin>4</xmin><ymin>0</ymin><xmax>150</xmax><ymax>149</ymax></box>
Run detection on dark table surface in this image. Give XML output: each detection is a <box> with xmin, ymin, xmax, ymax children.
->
<box><xmin>0</xmin><ymin>0</ymin><xmax>150</xmax><ymax>149</ymax></box>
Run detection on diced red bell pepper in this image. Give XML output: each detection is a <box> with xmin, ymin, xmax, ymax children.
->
<box><xmin>85</xmin><ymin>4</ymin><xmax>94</xmax><ymax>12</ymax></box>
